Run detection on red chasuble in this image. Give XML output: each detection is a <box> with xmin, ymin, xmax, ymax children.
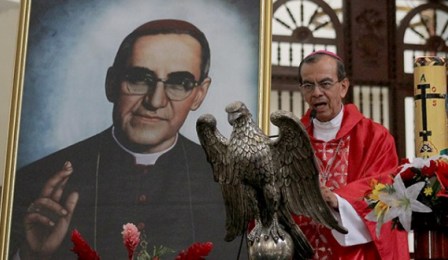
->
<box><xmin>296</xmin><ymin>104</ymin><xmax>409</xmax><ymax>260</ymax></box>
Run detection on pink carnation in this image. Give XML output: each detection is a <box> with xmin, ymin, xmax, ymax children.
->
<box><xmin>122</xmin><ymin>223</ymin><xmax>141</xmax><ymax>260</ymax></box>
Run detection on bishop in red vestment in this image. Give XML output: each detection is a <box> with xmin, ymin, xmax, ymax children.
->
<box><xmin>294</xmin><ymin>50</ymin><xmax>409</xmax><ymax>260</ymax></box>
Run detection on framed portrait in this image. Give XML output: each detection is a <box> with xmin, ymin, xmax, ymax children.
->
<box><xmin>1</xmin><ymin>0</ymin><xmax>272</xmax><ymax>259</ymax></box>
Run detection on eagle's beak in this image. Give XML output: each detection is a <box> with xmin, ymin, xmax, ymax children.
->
<box><xmin>228</xmin><ymin>111</ymin><xmax>241</xmax><ymax>125</ymax></box>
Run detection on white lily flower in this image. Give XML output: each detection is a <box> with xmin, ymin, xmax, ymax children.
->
<box><xmin>379</xmin><ymin>174</ymin><xmax>432</xmax><ymax>233</ymax></box>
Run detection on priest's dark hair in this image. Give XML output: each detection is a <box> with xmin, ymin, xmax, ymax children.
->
<box><xmin>297</xmin><ymin>50</ymin><xmax>346</xmax><ymax>84</ymax></box>
<box><xmin>106</xmin><ymin>19</ymin><xmax>210</xmax><ymax>100</ymax></box>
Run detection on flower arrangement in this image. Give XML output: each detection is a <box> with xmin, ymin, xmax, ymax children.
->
<box><xmin>71</xmin><ymin>223</ymin><xmax>213</xmax><ymax>259</ymax></box>
<box><xmin>364</xmin><ymin>155</ymin><xmax>448</xmax><ymax>237</ymax></box>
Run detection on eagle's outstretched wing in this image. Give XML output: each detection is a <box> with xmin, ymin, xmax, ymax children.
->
<box><xmin>196</xmin><ymin>114</ymin><xmax>229</xmax><ymax>182</ymax></box>
<box><xmin>269</xmin><ymin>110</ymin><xmax>347</xmax><ymax>234</ymax></box>
<box><xmin>196</xmin><ymin>114</ymin><xmax>251</xmax><ymax>241</ymax></box>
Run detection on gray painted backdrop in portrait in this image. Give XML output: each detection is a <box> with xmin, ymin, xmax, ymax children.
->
<box><xmin>18</xmin><ymin>0</ymin><xmax>260</xmax><ymax>168</ymax></box>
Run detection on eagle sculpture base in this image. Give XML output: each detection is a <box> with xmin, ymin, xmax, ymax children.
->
<box><xmin>247</xmin><ymin>225</ymin><xmax>294</xmax><ymax>260</ymax></box>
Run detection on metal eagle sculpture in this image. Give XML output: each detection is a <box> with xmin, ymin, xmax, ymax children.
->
<box><xmin>196</xmin><ymin>101</ymin><xmax>347</xmax><ymax>259</ymax></box>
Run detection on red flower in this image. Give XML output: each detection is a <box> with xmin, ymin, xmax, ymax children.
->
<box><xmin>400</xmin><ymin>158</ymin><xmax>410</xmax><ymax>165</ymax></box>
<box><xmin>176</xmin><ymin>242</ymin><xmax>214</xmax><ymax>260</ymax></box>
<box><xmin>400</xmin><ymin>167</ymin><xmax>415</xmax><ymax>182</ymax></box>
<box><xmin>435</xmin><ymin>159</ymin><xmax>448</xmax><ymax>197</ymax></box>
<box><xmin>421</xmin><ymin>160</ymin><xmax>437</xmax><ymax>177</ymax></box>
<box><xmin>70</xmin><ymin>229</ymin><xmax>100</xmax><ymax>260</ymax></box>
<box><xmin>122</xmin><ymin>223</ymin><xmax>140</xmax><ymax>260</ymax></box>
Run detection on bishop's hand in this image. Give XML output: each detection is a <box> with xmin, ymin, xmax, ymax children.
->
<box><xmin>21</xmin><ymin>161</ymin><xmax>79</xmax><ymax>259</ymax></box>
<box><xmin>320</xmin><ymin>185</ymin><xmax>338</xmax><ymax>210</ymax></box>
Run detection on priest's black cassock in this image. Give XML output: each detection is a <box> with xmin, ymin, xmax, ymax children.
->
<box><xmin>10</xmin><ymin>128</ymin><xmax>243</xmax><ymax>259</ymax></box>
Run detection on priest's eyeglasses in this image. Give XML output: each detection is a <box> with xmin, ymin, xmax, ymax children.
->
<box><xmin>122</xmin><ymin>67</ymin><xmax>199</xmax><ymax>101</ymax></box>
<box><xmin>299</xmin><ymin>79</ymin><xmax>341</xmax><ymax>94</ymax></box>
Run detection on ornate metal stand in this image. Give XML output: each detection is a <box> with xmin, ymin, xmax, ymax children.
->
<box><xmin>247</xmin><ymin>225</ymin><xmax>294</xmax><ymax>260</ymax></box>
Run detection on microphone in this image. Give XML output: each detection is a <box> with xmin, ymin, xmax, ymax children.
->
<box><xmin>310</xmin><ymin>109</ymin><xmax>317</xmax><ymax>120</ymax></box>
<box><xmin>307</xmin><ymin>108</ymin><xmax>317</xmax><ymax>129</ymax></box>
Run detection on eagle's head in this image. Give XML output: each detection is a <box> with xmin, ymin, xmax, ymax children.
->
<box><xmin>225</xmin><ymin>101</ymin><xmax>251</xmax><ymax>126</ymax></box>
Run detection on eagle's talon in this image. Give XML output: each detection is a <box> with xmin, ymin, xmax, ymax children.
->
<box><xmin>268</xmin><ymin>217</ymin><xmax>285</xmax><ymax>242</ymax></box>
<box><xmin>247</xmin><ymin>219</ymin><xmax>263</xmax><ymax>242</ymax></box>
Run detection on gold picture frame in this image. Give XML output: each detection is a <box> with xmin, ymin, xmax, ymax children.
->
<box><xmin>1</xmin><ymin>0</ymin><xmax>272</xmax><ymax>258</ymax></box>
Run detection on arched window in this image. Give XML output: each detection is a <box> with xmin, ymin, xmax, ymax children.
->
<box><xmin>270</xmin><ymin>0</ymin><xmax>343</xmax><ymax>134</ymax></box>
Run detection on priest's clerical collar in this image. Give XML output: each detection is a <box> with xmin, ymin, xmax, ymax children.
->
<box><xmin>111</xmin><ymin>127</ymin><xmax>176</xmax><ymax>165</ymax></box>
<box><xmin>312</xmin><ymin>106</ymin><xmax>344</xmax><ymax>142</ymax></box>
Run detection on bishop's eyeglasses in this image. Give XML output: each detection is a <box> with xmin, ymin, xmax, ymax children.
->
<box><xmin>122</xmin><ymin>67</ymin><xmax>199</xmax><ymax>101</ymax></box>
<box><xmin>299</xmin><ymin>79</ymin><xmax>341</xmax><ymax>94</ymax></box>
